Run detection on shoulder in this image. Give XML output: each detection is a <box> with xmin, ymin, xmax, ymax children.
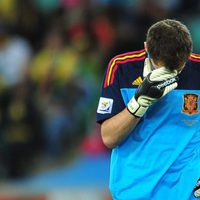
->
<box><xmin>108</xmin><ymin>49</ymin><xmax>146</xmax><ymax>66</ymax></box>
<box><xmin>103</xmin><ymin>49</ymin><xmax>146</xmax><ymax>88</ymax></box>
<box><xmin>186</xmin><ymin>52</ymin><xmax>200</xmax><ymax>71</ymax></box>
<box><xmin>178</xmin><ymin>52</ymin><xmax>200</xmax><ymax>89</ymax></box>
<box><xmin>189</xmin><ymin>52</ymin><xmax>200</xmax><ymax>63</ymax></box>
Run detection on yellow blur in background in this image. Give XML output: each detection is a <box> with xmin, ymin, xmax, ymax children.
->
<box><xmin>0</xmin><ymin>0</ymin><xmax>200</xmax><ymax>199</ymax></box>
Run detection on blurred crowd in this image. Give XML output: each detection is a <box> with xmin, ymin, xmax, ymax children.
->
<box><xmin>0</xmin><ymin>0</ymin><xmax>200</xmax><ymax>179</ymax></box>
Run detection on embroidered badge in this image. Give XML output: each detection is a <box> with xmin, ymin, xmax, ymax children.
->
<box><xmin>182</xmin><ymin>94</ymin><xmax>199</xmax><ymax>115</ymax></box>
<box><xmin>193</xmin><ymin>178</ymin><xmax>200</xmax><ymax>198</ymax></box>
<box><xmin>97</xmin><ymin>97</ymin><xmax>113</xmax><ymax>114</ymax></box>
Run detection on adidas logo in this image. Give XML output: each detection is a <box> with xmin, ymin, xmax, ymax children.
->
<box><xmin>132</xmin><ymin>76</ymin><xmax>143</xmax><ymax>86</ymax></box>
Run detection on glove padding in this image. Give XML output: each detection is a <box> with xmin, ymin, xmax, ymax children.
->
<box><xmin>194</xmin><ymin>178</ymin><xmax>200</xmax><ymax>197</ymax></box>
<box><xmin>127</xmin><ymin>58</ymin><xmax>178</xmax><ymax>117</ymax></box>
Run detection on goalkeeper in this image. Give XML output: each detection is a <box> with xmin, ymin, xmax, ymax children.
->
<box><xmin>96</xmin><ymin>19</ymin><xmax>200</xmax><ymax>199</ymax></box>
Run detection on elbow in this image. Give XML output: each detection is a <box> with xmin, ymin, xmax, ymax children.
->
<box><xmin>101</xmin><ymin>129</ymin><xmax>117</xmax><ymax>149</ymax></box>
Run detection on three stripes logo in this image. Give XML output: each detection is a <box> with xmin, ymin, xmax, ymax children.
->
<box><xmin>132</xmin><ymin>76</ymin><xmax>143</xmax><ymax>86</ymax></box>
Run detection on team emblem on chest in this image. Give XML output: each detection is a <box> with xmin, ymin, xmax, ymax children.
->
<box><xmin>182</xmin><ymin>94</ymin><xmax>199</xmax><ymax>115</ymax></box>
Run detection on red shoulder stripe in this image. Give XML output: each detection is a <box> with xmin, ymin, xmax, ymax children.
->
<box><xmin>189</xmin><ymin>53</ymin><xmax>200</xmax><ymax>62</ymax></box>
<box><xmin>104</xmin><ymin>49</ymin><xmax>146</xmax><ymax>88</ymax></box>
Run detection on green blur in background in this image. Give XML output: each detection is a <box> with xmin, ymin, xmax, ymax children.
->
<box><xmin>0</xmin><ymin>0</ymin><xmax>199</xmax><ymax>199</ymax></box>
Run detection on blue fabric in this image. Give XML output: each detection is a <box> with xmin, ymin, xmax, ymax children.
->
<box><xmin>109</xmin><ymin>89</ymin><xmax>200</xmax><ymax>200</ymax></box>
<box><xmin>96</xmin><ymin>50</ymin><xmax>200</xmax><ymax>199</ymax></box>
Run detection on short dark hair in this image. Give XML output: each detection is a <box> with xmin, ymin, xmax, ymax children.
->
<box><xmin>146</xmin><ymin>19</ymin><xmax>193</xmax><ymax>71</ymax></box>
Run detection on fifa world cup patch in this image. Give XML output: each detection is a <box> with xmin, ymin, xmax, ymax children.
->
<box><xmin>182</xmin><ymin>94</ymin><xmax>199</xmax><ymax>115</ymax></box>
<box><xmin>97</xmin><ymin>97</ymin><xmax>113</xmax><ymax>114</ymax></box>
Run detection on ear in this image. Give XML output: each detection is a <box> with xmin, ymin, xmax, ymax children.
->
<box><xmin>144</xmin><ymin>42</ymin><xmax>148</xmax><ymax>52</ymax></box>
<box><xmin>188</xmin><ymin>52</ymin><xmax>192</xmax><ymax>59</ymax></box>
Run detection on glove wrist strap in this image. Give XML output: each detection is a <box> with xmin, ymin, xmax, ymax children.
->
<box><xmin>127</xmin><ymin>97</ymin><xmax>148</xmax><ymax>118</ymax></box>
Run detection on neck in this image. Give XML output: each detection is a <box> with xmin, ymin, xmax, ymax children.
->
<box><xmin>150</xmin><ymin>59</ymin><xmax>165</xmax><ymax>69</ymax></box>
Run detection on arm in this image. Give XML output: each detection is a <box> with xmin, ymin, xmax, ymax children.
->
<box><xmin>101</xmin><ymin>108</ymin><xmax>140</xmax><ymax>149</ymax></box>
<box><xmin>101</xmin><ymin>65</ymin><xmax>178</xmax><ymax>149</ymax></box>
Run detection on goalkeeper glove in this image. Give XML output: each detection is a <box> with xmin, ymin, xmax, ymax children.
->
<box><xmin>127</xmin><ymin>58</ymin><xmax>178</xmax><ymax>118</ymax></box>
<box><xmin>194</xmin><ymin>178</ymin><xmax>200</xmax><ymax>197</ymax></box>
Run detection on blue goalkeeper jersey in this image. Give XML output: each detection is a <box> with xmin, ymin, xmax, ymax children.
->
<box><xmin>96</xmin><ymin>49</ymin><xmax>200</xmax><ymax>200</ymax></box>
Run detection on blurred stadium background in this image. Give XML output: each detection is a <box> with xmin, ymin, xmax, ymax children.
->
<box><xmin>0</xmin><ymin>0</ymin><xmax>199</xmax><ymax>199</ymax></box>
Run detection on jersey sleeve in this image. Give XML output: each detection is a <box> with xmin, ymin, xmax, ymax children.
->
<box><xmin>96</xmin><ymin>64</ymin><xmax>126</xmax><ymax>124</ymax></box>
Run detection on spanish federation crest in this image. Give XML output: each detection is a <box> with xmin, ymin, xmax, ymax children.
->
<box><xmin>182</xmin><ymin>94</ymin><xmax>199</xmax><ymax>115</ymax></box>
